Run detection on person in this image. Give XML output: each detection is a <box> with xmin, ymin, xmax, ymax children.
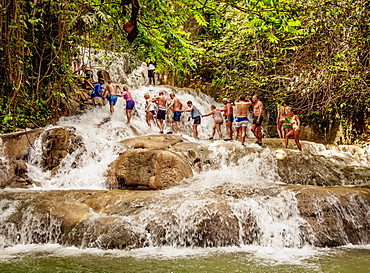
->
<box><xmin>251</xmin><ymin>94</ymin><xmax>264</xmax><ymax>146</ymax></box>
<box><xmin>118</xmin><ymin>86</ymin><xmax>135</xmax><ymax>124</ymax></box>
<box><xmin>234</xmin><ymin>95</ymin><xmax>252</xmax><ymax>146</ymax></box>
<box><xmin>182</xmin><ymin>101</ymin><xmax>201</xmax><ymax>139</ymax></box>
<box><xmin>284</xmin><ymin>109</ymin><xmax>302</xmax><ymax>151</ymax></box>
<box><xmin>148</xmin><ymin>61</ymin><xmax>156</xmax><ymax>85</ymax></box>
<box><xmin>144</xmin><ymin>93</ymin><xmax>156</xmax><ymax>129</ymax></box>
<box><xmin>73</xmin><ymin>49</ymin><xmax>83</xmax><ymax>73</ymax></box>
<box><xmin>103</xmin><ymin>80</ymin><xmax>120</xmax><ymax>114</ymax></box>
<box><xmin>91</xmin><ymin>78</ymin><xmax>105</xmax><ymax>107</ymax></box>
<box><xmin>222</xmin><ymin>98</ymin><xmax>234</xmax><ymax>141</ymax></box>
<box><xmin>276</xmin><ymin>102</ymin><xmax>286</xmax><ymax>138</ymax></box>
<box><xmin>166</xmin><ymin>93</ymin><xmax>182</xmax><ymax>134</ymax></box>
<box><xmin>202</xmin><ymin>105</ymin><xmax>223</xmax><ymax>139</ymax></box>
<box><xmin>74</xmin><ymin>65</ymin><xmax>94</xmax><ymax>90</ymax></box>
<box><xmin>281</xmin><ymin>102</ymin><xmax>292</xmax><ymax>138</ymax></box>
<box><xmin>152</xmin><ymin>91</ymin><xmax>167</xmax><ymax>133</ymax></box>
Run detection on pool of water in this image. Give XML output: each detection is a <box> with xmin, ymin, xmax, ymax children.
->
<box><xmin>1</xmin><ymin>245</ymin><xmax>369</xmax><ymax>272</ymax></box>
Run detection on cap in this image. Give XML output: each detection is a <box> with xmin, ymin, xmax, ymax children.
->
<box><xmin>222</xmin><ymin>98</ymin><xmax>229</xmax><ymax>102</ymax></box>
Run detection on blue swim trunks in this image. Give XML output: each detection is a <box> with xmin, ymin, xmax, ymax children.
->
<box><xmin>108</xmin><ymin>95</ymin><xmax>118</xmax><ymax>105</ymax></box>
<box><xmin>172</xmin><ymin>111</ymin><xmax>181</xmax><ymax>121</ymax></box>
<box><xmin>126</xmin><ymin>100</ymin><xmax>135</xmax><ymax>110</ymax></box>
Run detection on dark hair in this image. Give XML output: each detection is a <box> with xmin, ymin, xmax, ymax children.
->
<box><xmin>187</xmin><ymin>101</ymin><xmax>192</xmax><ymax>104</ymax></box>
<box><xmin>239</xmin><ymin>94</ymin><xmax>246</xmax><ymax>101</ymax></box>
<box><xmin>290</xmin><ymin>109</ymin><xmax>297</xmax><ymax>115</ymax></box>
<box><xmin>211</xmin><ymin>105</ymin><xmax>216</xmax><ymax>109</ymax></box>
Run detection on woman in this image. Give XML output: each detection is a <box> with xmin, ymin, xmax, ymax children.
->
<box><xmin>182</xmin><ymin>101</ymin><xmax>201</xmax><ymax>139</ymax></box>
<box><xmin>119</xmin><ymin>86</ymin><xmax>135</xmax><ymax>125</ymax></box>
<box><xmin>144</xmin><ymin>93</ymin><xmax>156</xmax><ymax>129</ymax></box>
<box><xmin>284</xmin><ymin>109</ymin><xmax>302</xmax><ymax>151</ymax></box>
<box><xmin>202</xmin><ymin>105</ymin><xmax>223</xmax><ymax>139</ymax></box>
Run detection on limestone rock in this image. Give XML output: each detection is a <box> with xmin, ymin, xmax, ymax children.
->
<box><xmin>171</xmin><ymin>142</ymin><xmax>212</xmax><ymax>171</ymax></box>
<box><xmin>120</xmin><ymin>134</ymin><xmax>185</xmax><ymax>150</ymax></box>
<box><xmin>41</xmin><ymin>128</ymin><xmax>84</xmax><ymax>172</ymax></box>
<box><xmin>107</xmin><ymin>148</ymin><xmax>193</xmax><ymax>190</ymax></box>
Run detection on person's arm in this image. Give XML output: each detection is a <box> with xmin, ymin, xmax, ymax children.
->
<box><xmin>296</xmin><ymin>115</ymin><xmax>301</xmax><ymax>127</ymax></box>
<box><xmin>202</xmin><ymin>110</ymin><xmax>213</xmax><ymax>117</ymax></box>
<box><xmin>166</xmin><ymin>100</ymin><xmax>174</xmax><ymax>113</ymax></box>
<box><xmin>182</xmin><ymin>105</ymin><xmax>194</xmax><ymax>113</ymax></box>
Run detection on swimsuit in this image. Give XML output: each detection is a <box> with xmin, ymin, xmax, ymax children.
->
<box><xmin>108</xmin><ymin>95</ymin><xmax>118</xmax><ymax>105</ymax></box>
<box><xmin>191</xmin><ymin>107</ymin><xmax>201</xmax><ymax>124</ymax></box>
<box><xmin>157</xmin><ymin>107</ymin><xmax>166</xmax><ymax>120</ymax></box>
<box><xmin>284</xmin><ymin>118</ymin><xmax>292</xmax><ymax>129</ymax></box>
<box><xmin>253</xmin><ymin>116</ymin><xmax>263</xmax><ymax>126</ymax></box>
<box><xmin>172</xmin><ymin>111</ymin><xmax>181</xmax><ymax>121</ymax></box>
<box><xmin>126</xmin><ymin>100</ymin><xmax>135</xmax><ymax>110</ymax></box>
<box><xmin>227</xmin><ymin>115</ymin><xmax>234</xmax><ymax>122</ymax></box>
<box><xmin>235</xmin><ymin>117</ymin><xmax>248</xmax><ymax>127</ymax></box>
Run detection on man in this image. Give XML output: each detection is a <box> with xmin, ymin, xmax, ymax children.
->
<box><xmin>91</xmin><ymin>78</ymin><xmax>105</xmax><ymax>107</ymax></box>
<box><xmin>152</xmin><ymin>91</ymin><xmax>167</xmax><ymax>133</ymax></box>
<box><xmin>182</xmin><ymin>101</ymin><xmax>201</xmax><ymax>139</ymax></box>
<box><xmin>103</xmin><ymin>80</ymin><xmax>120</xmax><ymax>114</ymax></box>
<box><xmin>222</xmin><ymin>98</ymin><xmax>234</xmax><ymax>141</ymax></box>
<box><xmin>166</xmin><ymin>93</ymin><xmax>182</xmax><ymax>134</ymax></box>
<box><xmin>251</xmin><ymin>94</ymin><xmax>264</xmax><ymax>146</ymax></box>
<box><xmin>234</xmin><ymin>95</ymin><xmax>252</xmax><ymax>146</ymax></box>
<box><xmin>148</xmin><ymin>61</ymin><xmax>156</xmax><ymax>85</ymax></box>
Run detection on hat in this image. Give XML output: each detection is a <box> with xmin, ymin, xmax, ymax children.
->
<box><xmin>222</xmin><ymin>98</ymin><xmax>229</xmax><ymax>102</ymax></box>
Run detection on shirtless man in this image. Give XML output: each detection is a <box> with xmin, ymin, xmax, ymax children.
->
<box><xmin>222</xmin><ymin>98</ymin><xmax>234</xmax><ymax>141</ymax></box>
<box><xmin>152</xmin><ymin>91</ymin><xmax>167</xmax><ymax>133</ymax></box>
<box><xmin>103</xmin><ymin>80</ymin><xmax>120</xmax><ymax>114</ymax></box>
<box><xmin>251</xmin><ymin>95</ymin><xmax>264</xmax><ymax>146</ymax></box>
<box><xmin>234</xmin><ymin>95</ymin><xmax>252</xmax><ymax>146</ymax></box>
<box><xmin>166</xmin><ymin>93</ymin><xmax>182</xmax><ymax>134</ymax></box>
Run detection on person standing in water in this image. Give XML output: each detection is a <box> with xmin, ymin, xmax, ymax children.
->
<box><xmin>251</xmin><ymin>94</ymin><xmax>264</xmax><ymax>146</ymax></box>
<box><xmin>234</xmin><ymin>95</ymin><xmax>252</xmax><ymax>146</ymax></box>
<box><xmin>284</xmin><ymin>109</ymin><xmax>302</xmax><ymax>151</ymax></box>
<box><xmin>91</xmin><ymin>78</ymin><xmax>105</xmax><ymax>107</ymax></box>
<box><xmin>276</xmin><ymin>102</ymin><xmax>286</xmax><ymax>138</ymax></box>
<box><xmin>222</xmin><ymin>98</ymin><xmax>234</xmax><ymax>141</ymax></box>
<box><xmin>202</xmin><ymin>105</ymin><xmax>223</xmax><ymax>139</ymax></box>
<box><xmin>166</xmin><ymin>93</ymin><xmax>182</xmax><ymax>134</ymax></box>
<box><xmin>152</xmin><ymin>91</ymin><xmax>167</xmax><ymax>133</ymax></box>
<box><xmin>182</xmin><ymin>101</ymin><xmax>201</xmax><ymax>139</ymax></box>
<box><xmin>144</xmin><ymin>93</ymin><xmax>156</xmax><ymax>129</ymax></box>
<box><xmin>103</xmin><ymin>80</ymin><xmax>120</xmax><ymax>114</ymax></box>
<box><xmin>118</xmin><ymin>86</ymin><xmax>135</xmax><ymax>125</ymax></box>
<box><xmin>148</xmin><ymin>61</ymin><xmax>156</xmax><ymax>85</ymax></box>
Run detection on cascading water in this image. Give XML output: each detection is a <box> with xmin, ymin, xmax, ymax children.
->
<box><xmin>1</xmin><ymin>53</ymin><xmax>370</xmax><ymax>270</ymax></box>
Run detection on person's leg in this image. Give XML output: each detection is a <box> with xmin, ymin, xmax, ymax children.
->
<box><xmin>126</xmin><ymin>109</ymin><xmax>132</xmax><ymax>124</ymax></box>
<box><xmin>146</xmin><ymin>112</ymin><xmax>152</xmax><ymax>128</ymax></box>
<box><xmin>241</xmin><ymin>126</ymin><xmax>247</xmax><ymax>145</ymax></box>
<box><xmin>216</xmin><ymin>123</ymin><xmax>222</xmax><ymax>138</ymax></box>
<box><xmin>157</xmin><ymin>119</ymin><xmax>164</xmax><ymax>132</ymax></box>
<box><xmin>294</xmin><ymin>131</ymin><xmax>302</xmax><ymax>151</ymax></box>
<box><xmin>235</xmin><ymin>126</ymin><xmax>240</xmax><ymax>141</ymax></box>
<box><xmin>211</xmin><ymin>124</ymin><xmax>216</xmax><ymax>138</ymax></box>
<box><xmin>110</xmin><ymin>104</ymin><xmax>114</xmax><ymax>114</ymax></box>
<box><xmin>251</xmin><ymin>124</ymin><xmax>257</xmax><ymax>138</ymax></box>
<box><xmin>285</xmin><ymin>131</ymin><xmax>294</xmax><ymax>148</ymax></box>
<box><xmin>176</xmin><ymin>121</ymin><xmax>182</xmax><ymax>133</ymax></box>
<box><xmin>193</xmin><ymin>124</ymin><xmax>198</xmax><ymax>138</ymax></box>
<box><xmin>256</xmin><ymin>126</ymin><xmax>263</xmax><ymax>143</ymax></box>
<box><xmin>226</xmin><ymin>121</ymin><xmax>232</xmax><ymax>139</ymax></box>
<box><xmin>277</xmin><ymin>120</ymin><xmax>283</xmax><ymax>138</ymax></box>
<box><xmin>168</xmin><ymin>119</ymin><xmax>174</xmax><ymax>133</ymax></box>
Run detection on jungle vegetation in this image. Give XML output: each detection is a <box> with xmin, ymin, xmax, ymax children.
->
<box><xmin>0</xmin><ymin>0</ymin><xmax>369</xmax><ymax>143</ymax></box>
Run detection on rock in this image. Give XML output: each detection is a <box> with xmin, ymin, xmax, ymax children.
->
<box><xmin>107</xmin><ymin>148</ymin><xmax>193</xmax><ymax>190</ymax></box>
<box><xmin>41</xmin><ymin>128</ymin><xmax>84</xmax><ymax>172</ymax></box>
<box><xmin>120</xmin><ymin>134</ymin><xmax>185</xmax><ymax>150</ymax></box>
<box><xmin>172</xmin><ymin>142</ymin><xmax>213</xmax><ymax>171</ymax></box>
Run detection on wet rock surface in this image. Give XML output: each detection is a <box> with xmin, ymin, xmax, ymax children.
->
<box><xmin>1</xmin><ymin>186</ymin><xmax>369</xmax><ymax>249</ymax></box>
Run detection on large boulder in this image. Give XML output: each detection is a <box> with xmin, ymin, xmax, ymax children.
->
<box><xmin>120</xmin><ymin>134</ymin><xmax>185</xmax><ymax>150</ymax></box>
<box><xmin>41</xmin><ymin>128</ymin><xmax>84</xmax><ymax>173</ymax></box>
<box><xmin>107</xmin><ymin>148</ymin><xmax>193</xmax><ymax>190</ymax></box>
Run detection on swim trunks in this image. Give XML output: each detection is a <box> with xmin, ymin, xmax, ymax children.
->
<box><xmin>126</xmin><ymin>100</ymin><xmax>135</xmax><ymax>110</ymax></box>
<box><xmin>193</xmin><ymin>116</ymin><xmax>201</xmax><ymax>125</ymax></box>
<box><xmin>148</xmin><ymin>70</ymin><xmax>155</xmax><ymax>78</ymax></box>
<box><xmin>148</xmin><ymin>110</ymin><xmax>156</xmax><ymax>115</ymax></box>
<box><xmin>227</xmin><ymin>115</ymin><xmax>234</xmax><ymax>122</ymax></box>
<box><xmin>157</xmin><ymin>107</ymin><xmax>166</xmax><ymax>120</ymax></box>
<box><xmin>253</xmin><ymin>116</ymin><xmax>263</xmax><ymax>126</ymax></box>
<box><xmin>108</xmin><ymin>95</ymin><xmax>118</xmax><ymax>105</ymax></box>
<box><xmin>235</xmin><ymin>117</ymin><xmax>248</xmax><ymax>127</ymax></box>
<box><xmin>172</xmin><ymin>111</ymin><xmax>181</xmax><ymax>121</ymax></box>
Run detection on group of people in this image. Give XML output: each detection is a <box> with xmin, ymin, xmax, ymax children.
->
<box><xmin>276</xmin><ymin>102</ymin><xmax>302</xmax><ymax>151</ymax></box>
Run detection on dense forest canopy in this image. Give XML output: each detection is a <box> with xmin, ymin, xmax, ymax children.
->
<box><xmin>0</xmin><ymin>0</ymin><xmax>369</xmax><ymax>143</ymax></box>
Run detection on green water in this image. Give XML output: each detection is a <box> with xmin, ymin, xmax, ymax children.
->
<box><xmin>1</xmin><ymin>247</ymin><xmax>369</xmax><ymax>273</ymax></box>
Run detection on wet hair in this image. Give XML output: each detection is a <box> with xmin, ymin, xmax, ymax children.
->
<box><xmin>290</xmin><ymin>109</ymin><xmax>297</xmax><ymax>115</ymax></box>
<box><xmin>159</xmin><ymin>91</ymin><xmax>164</xmax><ymax>95</ymax></box>
<box><xmin>211</xmin><ymin>105</ymin><xmax>216</xmax><ymax>109</ymax></box>
<box><xmin>170</xmin><ymin>93</ymin><xmax>175</xmax><ymax>96</ymax></box>
<box><xmin>239</xmin><ymin>95</ymin><xmax>246</xmax><ymax>101</ymax></box>
<box><xmin>122</xmin><ymin>86</ymin><xmax>128</xmax><ymax>91</ymax></box>
<box><xmin>144</xmin><ymin>93</ymin><xmax>150</xmax><ymax>99</ymax></box>
<box><xmin>187</xmin><ymin>100</ymin><xmax>192</xmax><ymax>105</ymax></box>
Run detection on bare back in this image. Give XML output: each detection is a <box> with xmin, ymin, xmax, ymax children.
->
<box><xmin>106</xmin><ymin>83</ymin><xmax>118</xmax><ymax>96</ymax></box>
<box><xmin>235</xmin><ymin>101</ymin><xmax>251</xmax><ymax>117</ymax></box>
<box><xmin>154</xmin><ymin>95</ymin><xmax>167</xmax><ymax>108</ymax></box>
<box><xmin>224</xmin><ymin>103</ymin><xmax>233</xmax><ymax>116</ymax></box>
<box><xmin>171</xmin><ymin>97</ymin><xmax>182</xmax><ymax>112</ymax></box>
